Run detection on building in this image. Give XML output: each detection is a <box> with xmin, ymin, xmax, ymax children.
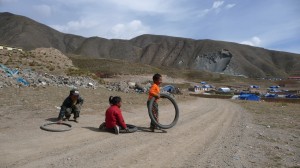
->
<box><xmin>217</xmin><ymin>87</ymin><xmax>231</xmax><ymax>93</ymax></box>
<box><xmin>0</xmin><ymin>45</ymin><xmax>23</xmax><ymax>52</ymax></box>
<box><xmin>6</xmin><ymin>47</ymin><xmax>13</xmax><ymax>50</ymax></box>
<box><xmin>194</xmin><ymin>85</ymin><xmax>201</xmax><ymax>93</ymax></box>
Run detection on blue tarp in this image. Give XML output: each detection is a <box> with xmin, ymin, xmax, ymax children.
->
<box><xmin>0</xmin><ymin>64</ymin><xmax>7</xmax><ymax>69</ymax></box>
<box><xmin>1</xmin><ymin>64</ymin><xmax>30</xmax><ymax>86</ymax></box>
<box><xmin>269</xmin><ymin>86</ymin><xmax>280</xmax><ymax>89</ymax></box>
<box><xmin>200</xmin><ymin>81</ymin><xmax>206</xmax><ymax>84</ymax></box>
<box><xmin>163</xmin><ymin>85</ymin><xmax>175</xmax><ymax>93</ymax></box>
<box><xmin>264</xmin><ymin>93</ymin><xmax>278</xmax><ymax>98</ymax></box>
<box><xmin>269</xmin><ymin>88</ymin><xmax>280</xmax><ymax>93</ymax></box>
<box><xmin>239</xmin><ymin>94</ymin><xmax>260</xmax><ymax>101</ymax></box>
<box><xmin>0</xmin><ymin>64</ymin><xmax>19</xmax><ymax>77</ymax></box>
<box><xmin>286</xmin><ymin>94</ymin><xmax>299</xmax><ymax>99</ymax></box>
<box><xmin>250</xmin><ymin>85</ymin><xmax>260</xmax><ymax>89</ymax></box>
<box><xmin>16</xmin><ymin>77</ymin><xmax>29</xmax><ymax>86</ymax></box>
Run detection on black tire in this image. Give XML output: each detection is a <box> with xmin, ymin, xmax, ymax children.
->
<box><xmin>100</xmin><ymin>122</ymin><xmax>138</xmax><ymax>133</ymax></box>
<box><xmin>119</xmin><ymin>124</ymin><xmax>138</xmax><ymax>133</ymax></box>
<box><xmin>148</xmin><ymin>93</ymin><xmax>179</xmax><ymax>129</ymax></box>
<box><xmin>40</xmin><ymin>122</ymin><xmax>72</xmax><ymax>132</ymax></box>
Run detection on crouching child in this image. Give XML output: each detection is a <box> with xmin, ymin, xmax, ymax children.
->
<box><xmin>57</xmin><ymin>89</ymin><xmax>84</xmax><ymax>123</ymax></box>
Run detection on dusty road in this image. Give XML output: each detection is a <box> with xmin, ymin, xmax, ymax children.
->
<box><xmin>0</xmin><ymin>87</ymin><xmax>298</xmax><ymax>168</ymax></box>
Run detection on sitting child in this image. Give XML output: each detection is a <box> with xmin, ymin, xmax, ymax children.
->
<box><xmin>99</xmin><ymin>96</ymin><xmax>129</xmax><ymax>134</ymax></box>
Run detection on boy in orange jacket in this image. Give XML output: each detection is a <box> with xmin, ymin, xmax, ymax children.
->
<box><xmin>147</xmin><ymin>73</ymin><xmax>162</xmax><ymax>132</ymax></box>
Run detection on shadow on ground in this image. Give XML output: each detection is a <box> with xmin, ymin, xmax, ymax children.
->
<box><xmin>82</xmin><ymin>126</ymin><xmax>167</xmax><ymax>134</ymax></box>
<box><xmin>45</xmin><ymin>117</ymin><xmax>58</xmax><ymax>122</ymax></box>
<box><xmin>137</xmin><ymin>126</ymin><xmax>167</xmax><ymax>133</ymax></box>
<box><xmin>82</xmin><ymin>126</ymin><xmax>103</xmax><ymax>132</ymax></box>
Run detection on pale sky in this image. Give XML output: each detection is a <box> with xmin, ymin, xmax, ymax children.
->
<box><xmin>1</xmin><ymin>0</ymin><xmax>299</xmax><ymax>54</ymax></box>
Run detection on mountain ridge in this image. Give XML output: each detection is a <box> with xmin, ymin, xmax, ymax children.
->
<box><xmin>1</xmin><ymin>12</ymin><xmax>300</xmax><ymax>78</ymax></box>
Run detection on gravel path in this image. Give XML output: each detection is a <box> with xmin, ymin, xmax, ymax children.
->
<box><xmin>0</xmin><ymin>87</ymin><xmax>250</xmax><ymax>168</ymax></box>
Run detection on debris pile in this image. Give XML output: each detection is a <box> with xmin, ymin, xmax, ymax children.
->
<box><xmin>0</xmin><ymin>64</ymin><xmax>98</xmax><ymax>89</ymax></box>
<box><xmin>1</xmin><ymin>64</ymin><xmax>182</xmax><ymax>94</ymax></box>
<box><xmin>105</xmin><ymin>81</ymin><xmax>151</xmax><ymax>93</ymax></box>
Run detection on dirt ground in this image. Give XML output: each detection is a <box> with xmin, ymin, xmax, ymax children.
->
<box><xmin>0</xmin><ymin>86</ymin><xmax>299</xmax><ymax>168</ymax></box>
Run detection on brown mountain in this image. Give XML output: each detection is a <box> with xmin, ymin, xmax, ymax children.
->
<box><xmin>1</xmin><ymin>12</ymin><xmax>299</xmax><ymax>78</ymax></box>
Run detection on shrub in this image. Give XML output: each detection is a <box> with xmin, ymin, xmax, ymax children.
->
<box><xmin>29</xmin><ymin>61</ymin><xmax>36</xmax><ymax>66</ymax></box>
<box><xmin>49</xmin><ymin>67</ymin><xmax>55</xmax><ymax>71</ymax></box>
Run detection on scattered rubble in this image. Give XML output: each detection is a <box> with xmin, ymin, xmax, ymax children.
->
<box><xmin>1</xmin><ymin>63</ymin><xmax>158</xmax><ymax>94</ymax></box>
<box><xmin>0</xmin><ymin>64</ymin><xmax>156</xmax><ymax>94</ymax></box>
<box><xmin>0</xmin><ymin>64</ymin><xmax>186</xmax><ymax>94</ymax></box>
<box><xmin>105</xmin><ymin>81</ymin><xmax>150</xmax><ymax>93</ymax></box>
<box><xmin>0</xmin><ymin>64</ymin><xmax>98</xmax><ymax>89</ymax></box>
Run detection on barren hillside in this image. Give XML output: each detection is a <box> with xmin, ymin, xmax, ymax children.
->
<box><xmin>1</xmin><ymin>12</ymin><xmax>300</xmax><ymax>78</ymax></box>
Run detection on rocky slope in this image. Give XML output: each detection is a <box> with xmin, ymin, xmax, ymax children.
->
<box><xmin>1</xmin><ymin>12</ymin><xmax>300</xmax><ymax>78</ymax></box>
<box><xmin>0</xmin><ymin>48</ymin><xmax>99</xmax><ymax>88</ymax></box>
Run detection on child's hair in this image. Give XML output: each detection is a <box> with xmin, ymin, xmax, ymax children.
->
<box><xmin>109</xmin><ymin>96</ymin><xmax>122</xmax><ymax>105</ymax></box>
<box><xmin>153</xmin><ymin>73</ymin><xmax>162</xmax><ymax>81</ymax></box>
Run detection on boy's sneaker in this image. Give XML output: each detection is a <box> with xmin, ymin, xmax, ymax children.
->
<box><xmin>114</xmin><ymin>125</ymin><xmax>120</xmax><ymax>135</ymax></box>
<box><xmin>63</xmin><ymin>115</ymin><xmax>71</xmax><ymax>121</ymax></box>
<box><xmin>99</xmin><ymin>122</ymin><xmax>106</xmax><ymax>130</ymax></box>
<box><xmin>150</xmin><ymin>125</ymin><xmax>155</xmax><ymax>132</ymax></box>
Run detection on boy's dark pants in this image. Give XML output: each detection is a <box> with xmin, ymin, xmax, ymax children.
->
<box><xmin>147</xmin><ymin>100</ymin><xmax>159</xmax><ymax>128</ymax></box>
<box><xmin>58</xmin><ymin>105</ymin><xmax>81</xmax><ymax>120</ymax></box>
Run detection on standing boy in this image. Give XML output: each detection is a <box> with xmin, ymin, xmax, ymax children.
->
<box><xmin>147</xmin><ymin>73</ymin><xmax>162</xmax><ymax>132</ymax></box>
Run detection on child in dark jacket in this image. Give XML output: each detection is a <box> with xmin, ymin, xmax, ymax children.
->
<box><xmin>58</xmin><ymin>89</ymin><xmax>84</xmax><ymax>123</ymax></box>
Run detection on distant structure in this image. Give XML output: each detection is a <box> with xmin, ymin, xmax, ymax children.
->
<box><xmin>217</xmin><ymin>87</ymin><xmax>231</xmax><ymax>93</ymax></box>
<box><xmin>193</xmin><ymin>84</ymin><xmax>213</xmax><ymax>93</ymax></box>
<box><xmin>194</xmin><ymin>86</ymin><xmax>201</xmax><ymax>93</ymax></box>
<box><xmin>0</xmin><ymin>44</ymin><xmax>23</xmax><ymax>52</ymax></box>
